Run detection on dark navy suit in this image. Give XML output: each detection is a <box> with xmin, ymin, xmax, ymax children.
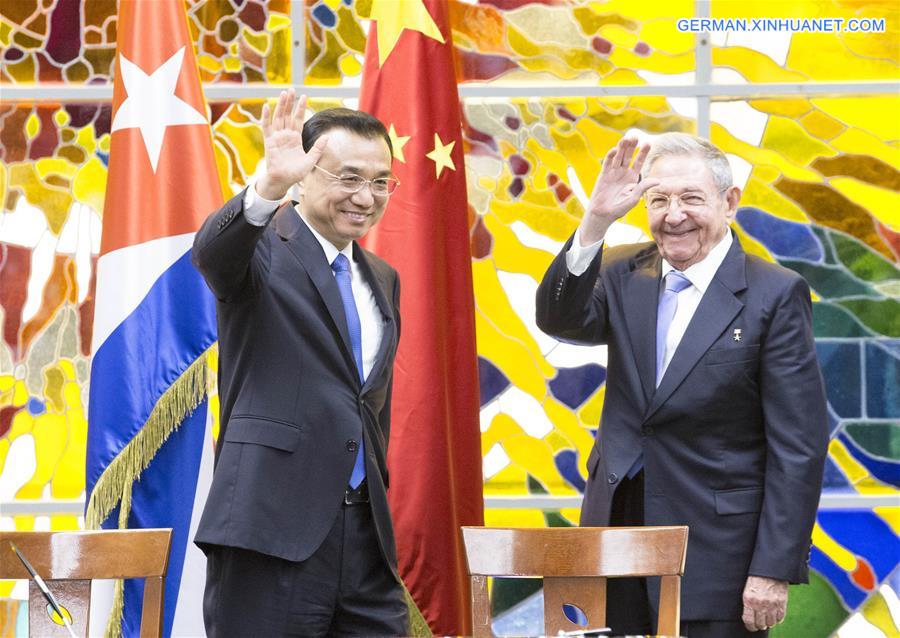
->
<box><xmin>192</xmin><ymin>191</ymin><xmax>403</xmax><ymax>635</ymax></box>
<box><xmin>536</xmin><ymin>233</ymin><xmax>828</xmax><ymax>633</ymax></box>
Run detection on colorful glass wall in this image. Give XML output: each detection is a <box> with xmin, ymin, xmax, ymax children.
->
<box><xmin>1</xmin><ymin>1</ymin><xmax>898</xmax><ymax>635</ymax></box>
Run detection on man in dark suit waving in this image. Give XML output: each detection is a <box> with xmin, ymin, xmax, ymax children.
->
<box><xmin>192</xmin><ymin>90</ymin><xmax>407</xmax><ymax>637</ymax></box>
<box><xmin>536</xmin><ymin>134</ymin><xmax>828</xmax><ymax>637</ymax></box>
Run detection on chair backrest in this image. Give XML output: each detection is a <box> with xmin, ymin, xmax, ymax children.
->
<box><xmin>461</xmin><ymin>525</ymin><xmax>689</xmax><ymax>637</ymax></box>
<box><xmin>0</xmin><ymin>529</ymin><xmax>172</xmax><ymax>638</ymax></box>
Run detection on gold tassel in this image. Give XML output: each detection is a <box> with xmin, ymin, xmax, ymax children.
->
<box><xmin>102</xmin><ymin>479</ymin><xmax>133</xmax><ymax>638</ymax></box>
<box><xmin>85</xmin><ymin>348</ymin><xmax>212</xmax><ymax>637</ymax></box>
<box><xmin>404</xmin><ymin>584</ymin><xmax>433</xmax><ymax>636</ymax></box>
<box><xmin>103</xmin><ymin>579</ymin><xmax>125</xmax><ymax>638</ymax></box>
<box><xmin>85</xmin><ymin>351</ymin><xmax>210</xmax><ymax>530</ymax></box>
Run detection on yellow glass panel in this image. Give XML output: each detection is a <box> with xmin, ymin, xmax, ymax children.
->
<box><xmin>801</xmin><ymin>109</ymin><xmax>847</xmax><ymax>141</ymax></box>
<box><xmin>831</xmin><ymin>127</ymin><xmax>899</xmax><ymax>168</ymax></box>
<box><xmin>504</xmin><ymin>433</ymin><xmax>578</xmax><ymax>495</ymax></box>
<box><xmin>761</xmin><ymin>116</ymin><xmax>838</xmax><ymax>167</ymax></box>
<box><xmin>543</xmin><ymin>399</ymin><xmax>595</xmax><ymax>469</ymax></box>
<box><xmin>830</xmin><ymin>177</ymin><xmax>900</xmax><ymax>231</ymax></box>
<box><xmin>874</xmin><ymin>506</ymin><xmax>900</xmax><ymax>535</ymax></box>
<box><xmin>813</xmin><ymin>96</ymin><xmax>900</xmax><ymax>142</ymax></box>
<box><xmin>72</xmin><ymin>156</ymin><xmax>107</xmax><ymax>213</ymax></box>
<box><xmin>812</xmin><ymin>522</ymin><xmax>857</xmax><ymax>571</ymax></box>
<box><xmin>712</xmin><ymin>47</ymin><xmax>807</xmax><ymax>83</ymax></box>
<box><xmin>740</xmin><ymin>177</ymin><xmax>811</xmax><ymax>224</ymax></box>
<box><xmin>484</xmin><ymin>509</ymin><xmax>546</xmax><ymax>527</ymax></box>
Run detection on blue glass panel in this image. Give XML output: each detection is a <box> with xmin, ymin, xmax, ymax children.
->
<box><xmin>820</xmin><ymin>455</ymin><xmax>852</xmax><ymax>490</ymax></box>
<box><xmin>736</xmin><ymin>207</ymin><xmax>823</xmax><ymax>262</ymax></box>
<box><xmin>479</xmin><ymin>357</ymin><xmax>510</xmax><ymax>406</ymax></box>
<box><xmin>838</xmin><ymin>431</ymin><xmax>900</xmax><ymax>487</ymax></box>
<box><xmin>549</xmin><ymin>364</ymin><xmax>606</xmax><ymax>409</ymax></box>
<box><xmin>311</xmin><ymin>3</ymin><xmax>337</xmax><ymax>28</ymax></box>
<box><xmin>817</xmin><ymin>510</ymin><xmax>900</xmax><ymax>581</ymax></box>
<box><xmin>26</xmin><ymin>398</ymin><xmax>46</xmax><ymax>416</ymax></box>
<box><xmin>810</xmin><ymin>546</ymin><xmax>866</xmax><ymax>609</ymax></box>
<box><xmin>816</xmin><ymin>342</ymin><xmax>862</xmax><ymax>418</ymax></box>
<box><xmin>866</xmin><ymin>341</ymin><xmax>900</xmax><ymax>418</ymax></box>
<box><xmin>554</xmin><ymin>449</ymin><xmax>587</xmax><ymax>493</ymax></box>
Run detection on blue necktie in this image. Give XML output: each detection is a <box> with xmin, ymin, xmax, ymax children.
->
<box><xmin>655</xmin><ymin>271</ymin><xmax>693</xmax><ymax>387</ymax></box>
<box><xmin>331</xmin><ymin>253</ymin><xmax>366</xmax><ymax>488</ymax></box>
<box><xmin>627</xmin><ymin>270</ymin><xmax>693</xmax><ymax>480</ymax></box>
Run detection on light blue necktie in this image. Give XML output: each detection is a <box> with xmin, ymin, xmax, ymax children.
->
<box><xmin>332</xmin><ymin>253</ymin><xmax>366</xmax><ymax>488</ymax></box>
<box><xmin>655</xmin><ymin>271</ymin><xmax>693</xmax><ymax>387</ymax></box>
<box><xmin>627</xmin><ymin>270</ymin><xmax>693</xmax><ymax>480</ymax></box>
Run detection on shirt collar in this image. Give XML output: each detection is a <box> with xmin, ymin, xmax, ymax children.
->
<box><xmin>296</xmin><ymin>207</ymin><xmax>354</xmax><ymax>267</ymax></box>
<box><xmin>660</xmin><ymin>228</ymin><xmax>733</xmax><ymax>294</ymax></box>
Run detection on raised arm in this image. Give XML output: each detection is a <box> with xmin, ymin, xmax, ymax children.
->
<box><xmin>536</xmin><ymin>138</ymin><xmax>659</xmax><ymax>341</ymax></box>
<box><xmin>192</xmin><ymin>90</ymin><xmax>328</xmax><ymax>300</ymax></box>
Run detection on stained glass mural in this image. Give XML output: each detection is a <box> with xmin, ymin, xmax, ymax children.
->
<box><xmin>707</xmin><ymin>94</ymin><xmax>900</xmax><ymax>636</ymax></box>
<box><xmin>307</xmin><ymin>0</ymin><xmax>697</xmax><ymax>85</ymax></box>
<box><xmin>2</xmin><ymin>0</ymin><xmax>899</xmax><ymax>635</ymax></box>
<box><xmin>711</xmin><ymin>0</ymin><xmax>900</xmax><ymax>84</ymax></box>
<box><xmin>0</xmin><ymin>0</ymin><xmax>292</xmax><ymax>85</ymax></box>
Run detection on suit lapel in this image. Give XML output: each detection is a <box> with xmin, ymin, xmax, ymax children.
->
<box><xmin>622</xmin><ymin>248</ymin><xmax>662</xmax><ymax>406</ymax></box>
<box><xmin>275</xmin><ymin>205</ymin><xmax>358</xmax><ymax>381</ymax></box>
<box><xmin>353</xmin><ymin>243</ymin><xmax>396</xmax><ymax>392</ymax></box>
<box><xmin>645</xmin><ymin>237</ymin><xmax>748</xmax><ymax>420</ymax></box>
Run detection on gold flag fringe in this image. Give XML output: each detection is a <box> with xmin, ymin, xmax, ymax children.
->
<box><xmin>404</xmin><ymin>584</ymin><xmax>433</xmax><ymax>636</ymax></box>
<box><xmin>102</xmin><ymin>480</ymin><xmax>132</xmax><ymax>638</ymax></box>
<box><xmin>85</xmin><ymin>349</ymin><xmax>211</xmax><ymax>637</ymax></box>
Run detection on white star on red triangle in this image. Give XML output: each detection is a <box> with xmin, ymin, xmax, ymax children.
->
<box><xmin>111</xmin><ymin>47</ymin><xmax>208</xmax><ymax>173</ymax></box>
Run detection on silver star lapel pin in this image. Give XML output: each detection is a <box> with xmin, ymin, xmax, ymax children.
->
<box><xmin>733</xmin><ymin>329</ymin><xmax>742</xmax><ymax>342</ymax></box>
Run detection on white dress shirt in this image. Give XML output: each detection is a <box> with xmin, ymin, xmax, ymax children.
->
<box><xmin>565</xmin><ymin>227</ymin><xmax>734</xmax><ymax>384</ymax></box>
<box><xmin>243</xmin><ymin>186</ymin><xmax>384</xmax><ymax>380</ymax></box>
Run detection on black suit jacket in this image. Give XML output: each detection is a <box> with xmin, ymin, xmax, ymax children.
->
<box><xmin>536</xmin><ymin>233</ymin><xmax>828</xmax><ymax>620</ymax></box>
<box><xmin>192</xmin><ymin>190</ymin><xmax>401</xmax><ymax>572</ymax></box>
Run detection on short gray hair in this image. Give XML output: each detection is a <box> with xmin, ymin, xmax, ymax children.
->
<box><xmin>641</xmin><ymin>133</ymin><xmax>733</xmax><ymax>191</ymax></box>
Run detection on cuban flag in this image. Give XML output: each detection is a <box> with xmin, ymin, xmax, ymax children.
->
<box><xmin>84</xmin><ymin>1</ymin><xmax>220</xmax><ymax>635</ymax></box>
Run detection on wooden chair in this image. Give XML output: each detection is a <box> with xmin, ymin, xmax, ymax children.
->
<box><xmin>0</xmin><ymin>529</ymin><xmax>172</xmax><ymax>637</ymax></box>
<box><xmin>461</xmin><ymin>525</ymin><xmax>689</xmax><ymax>637</ymax></box>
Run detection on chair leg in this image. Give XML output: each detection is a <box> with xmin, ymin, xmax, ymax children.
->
<box><xmin>657</xmin><ymin>575</ymin><xmax>681</xmax><ymax>636</ymax></box>
<box><xmin>470</xmin><ymin>575</ymin><xmax>493</xmax><ymax>638</ymax></box>
<box><xmin>139</xmin><ymin>576</ymin><xmax>165</xmax><ymax>638</ymax></box>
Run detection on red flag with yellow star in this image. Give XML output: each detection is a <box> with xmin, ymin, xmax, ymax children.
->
<box><xmin>359</xmin><ymin>0</ymin><xmax>483</xmax><ymax>634</ymax></box>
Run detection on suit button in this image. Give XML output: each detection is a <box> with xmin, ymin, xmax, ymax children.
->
<box><xmin>607</xmin><ymin>472</ymin><xmax>618</xmax><ymax>484</ymax></box>
<box><xmin>346</xmin><ymin>439</ymin><xmax>359</xmax><ymax>452</ymax></box>
<box><xmin>641</xmin><ymin>426</ymin><xmax>653</xmax><ymax>436</ymax></box>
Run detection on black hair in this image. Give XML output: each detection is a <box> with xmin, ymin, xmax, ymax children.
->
<box><xmin>301</xmin><ymin>108</ymin><xmax>393</xmax><ymax>157</ymax></box>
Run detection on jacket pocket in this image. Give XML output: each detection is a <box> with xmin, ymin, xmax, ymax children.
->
<box><xmin>703</xmin><ymin>344</ymin><xmax>760</xmax><ymax>366</ymax></box>
<box><xmin>714</xmin><ymin>486</ymin><xmax>763</xmax><ymax>515</ymax></box>
<box><xmin>224</xmin><ymin>416</ymin><xmax>301</xmax><ymax>452</ymax></box>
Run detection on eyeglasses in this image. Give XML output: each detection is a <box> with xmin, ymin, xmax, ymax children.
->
<box><xmin>644</xmin><ymin>187</ymin><xmax>729</xmax><ymax>212</ymax></box>
<box><xmin>313</xmin><ymin>165</ymin><xmax>400</xmax><ymax>197</ymax></box>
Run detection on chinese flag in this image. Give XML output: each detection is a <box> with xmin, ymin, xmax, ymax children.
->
<box><xmin>359</xmin><ymin>0</ymin><xmax>484</xmax><ymax>634</ymax></box>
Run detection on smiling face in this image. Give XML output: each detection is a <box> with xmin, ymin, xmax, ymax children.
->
<box><xmin>645</xmin><ymin>154</ymin><xmax>740</xmax><ymax>271</ymax></box>
<box><xmin>297</xmin><ymin>127</ymin><xmax>393</xmax><ymax>250</ymax></box>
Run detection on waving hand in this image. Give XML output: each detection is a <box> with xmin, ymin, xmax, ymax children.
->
<box><xmin>579</xmin><ymin>137</ymin><xmax>660</xmax><ymax>245</ymax></box>
<box><xmin>256</xmin><ymin>89</ymin><xmax>328</xmax><ymax>201</ymax></box>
